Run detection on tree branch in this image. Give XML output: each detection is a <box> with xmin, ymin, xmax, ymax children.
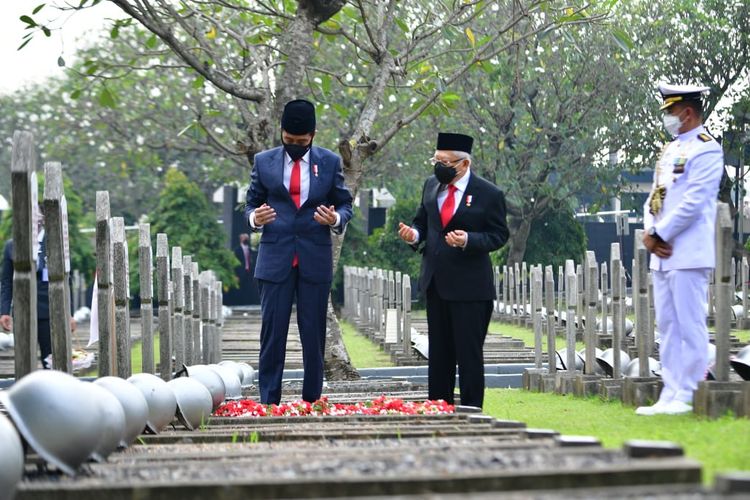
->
<box><xmin>110</xmin><ymin>0</ymin><xmax>266</xmax><ymax>102</ymax></box>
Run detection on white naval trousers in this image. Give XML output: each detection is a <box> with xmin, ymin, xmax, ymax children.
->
<box><xmin>652</xmin><ymin>268</ymin><xmax>711</xmax><ymax>404</ymax></box>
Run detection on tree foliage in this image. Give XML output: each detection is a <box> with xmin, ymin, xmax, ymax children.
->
<box><xmin>149</xmin><ymin>169</ymin><xmax>238</xmax><ymax>289</ymax></box>
<box><xmin>523</xmin><ymin>210</ymin><xmax>587</xmax><ymax>270</ymax></box>
<box><xmin>16</xmin><ymin>0</ymin><xmax>749</xmax><ymax>374</ymax></box>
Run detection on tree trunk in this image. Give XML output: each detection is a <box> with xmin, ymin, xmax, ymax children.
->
<box><xmin>506</xmin><ymin>216</ymin><xmax>533</xmax><ymax>267</ymax></box>
<box><xmin>323</xmin><ymin>150</ymin><xmax>367</xmax><ymax>381</ymax></box>
<box><xmin>324</xmin><ymin>233</ymin><xmax>360</xmax><ymax>381</ymax></box>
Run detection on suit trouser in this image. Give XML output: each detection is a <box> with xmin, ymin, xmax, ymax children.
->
<box><xmin>38</xmin><ymin>318</ymin><xmax>51</xmax><ymax>369</ymax></box>
<box><xmin>257</xmin><ymin>268</ymin><xmax>330</xmax><ymax>404</ymax></box>
<box><xmin>652</xmin><ymin>268</ymin><xmax>710</xmax><ymax>404</ymax></box>
<box><xmin>425</xmin><ymin>283</ymin><xmax>492</xmax><ymax>408</ymax></box>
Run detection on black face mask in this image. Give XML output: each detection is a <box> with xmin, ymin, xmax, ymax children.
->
<box><xmin>434</xmin><ymin>161</ymin><xmax>458</xmax><ymax>184</ymax></box>
<box><xmin>282</xmin><ymin>138</ymin><xmax>312</xmax><ymax>162</ymax></box>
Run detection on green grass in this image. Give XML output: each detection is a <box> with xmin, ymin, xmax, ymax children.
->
<box><xmin>483</xmin><ymin>389</ymin><xmax>750</xmax><ymax>485</ymax></box>
<box><xmin>340</xmin><ymin>321</ymin><xmax>395</xmax><ymax>369</ymax></box>
<box><xmin>339</xmin><ymin>315</ymin><xmax>750</xmax><ymax>484</ymax></box>
<box><xmin>78</xmin><ymin>334</ymin><xmax>161</xmax><ymax>377</ymax></box>
<box><xmin>414</xmin><ymin>309</ymin><xmax>585</xmax><ymax>351</ymax></box>
<box><xmin>131</xmin><ymin>334</ymin><xmax>161</xmax><ymax>374</ymax></box>
<box><xmin>489</xmin><ymin>321</ymin><xmax>585</xmax><ymax>351</ymax></box>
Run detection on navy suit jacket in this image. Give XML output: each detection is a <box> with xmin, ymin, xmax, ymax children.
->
<box><xmin>1</xmin><ymin>239</ymin><xmax>51</xmax><ymax>319</ymax></box>
<box><xmin>245</xmin><ymin>145</ymin><xmax>353</xmax><ymax>284</ymax></box>
<box><xmin>412</xmin><ymin>172</ymin><xmax>509</xmax><ymax>301</ymax></box>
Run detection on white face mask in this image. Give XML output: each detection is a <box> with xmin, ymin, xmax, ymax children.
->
<box><xmin>662</xmin><ymin>112</ymin><xmax>683</xmax><ymax>136</ymax></box>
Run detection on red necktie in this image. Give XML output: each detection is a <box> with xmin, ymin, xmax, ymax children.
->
<box><xmin>440</xmin><ymin>184</ymin><xmax>457</xmax><ymax>228</ymax></box>
<box><xmin>289</xmin><ymin>159</ymin><xmax>301</xmax><ymax>267</ymax></box>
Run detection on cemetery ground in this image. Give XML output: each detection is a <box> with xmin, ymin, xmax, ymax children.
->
<box><xmin>341</xmin><ymin>318</ymin><xmax>750</xmax><ymax>485</ymax></box>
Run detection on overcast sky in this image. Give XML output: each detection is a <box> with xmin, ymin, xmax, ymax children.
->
<box><xmin>0</xmin><ymin>1</ymin><xmax>124</xmax><ymax>95</ymax></box>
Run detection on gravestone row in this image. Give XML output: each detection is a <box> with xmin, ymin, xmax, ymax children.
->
<box><xmin>342</xmin><ymin>266</ymin><xmax>537</xmax><ymax>366</ymax></box>
<box><xmin>342</xmin><ymin>266</ymin><xmax>418</xmax><ymax>365</ymax></box>
<box><xmin>5</xmin><ymin>131</ymin><xmax>224</xmax><ymax>382</ymax></box>
<box><xmin>516</xmin><ymin>203</ymin><xmax>750</xmax><ymax>418</ymax></box>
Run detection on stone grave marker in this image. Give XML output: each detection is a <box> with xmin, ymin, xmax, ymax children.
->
<box><xmin>183</xmin><ymin>255</ymin><xmax>193</xmax><ymax>367</ymax></box>
<box><xmin>43</xmin><ymin>162</ymin><xmax>73</xmax><ymax>373</ymax></box>
<box><xmin>172</xmin><ymin>246</ymin><xmax>185</xmax><ymax>369</ymax></box>
<box><xmin>156</xmin><ymin>233</ymin><xmax>172</xmax><ymax>379</ymax></box>
<box><xmin>695</xmin><ymin>203</ymin><xmax>746</xmax><ymax>418</ymax></box>
<box><xmin>622</xmin><ymin>230</ymin><xmax>661</xmax><ymax>406</ymax></box>
<box><xmin>95</xmin><ymin>191</ymin><xmax>114</xmax><ymax>376</ymax></box>
<box><xmin>112</xmin><ymin>217</ymin><xmax>131</xmax><ymax>379</ymax></box>
<box><xmin>10</xmin><ymin>131</ymin><xmax>38</xmax><ymax>377</ymax></box>
<box><xmin>139</xmin><ymin>224</ymin><xmax>154</xmax><ymax>374</ymax></box>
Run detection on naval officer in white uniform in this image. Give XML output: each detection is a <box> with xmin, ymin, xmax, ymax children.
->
<box><xmin>637</xmin><ymin>83</ymin><xmax>726</xmax><ymax>416</ymax></box>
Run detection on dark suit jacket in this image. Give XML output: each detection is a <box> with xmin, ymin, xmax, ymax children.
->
<box><xmin>245</xmin><ymin>145</ymin><xmax>353</xmax><ymax>284</ymax></box>
<box><xmin>412</xmin><ymin>172</ymin><xmax>509</xmax><ymax>301</ymax></box>
<box><xmin>1</xmin><ymin>239</ymin><xmax>51</xmax><ymax>319</ymax></box>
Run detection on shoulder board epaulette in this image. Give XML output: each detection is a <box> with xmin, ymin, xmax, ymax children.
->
<box><xmin>698</xmin><ymin>133</ymin><xmax>713</xmax><ymax>142</ymax></box>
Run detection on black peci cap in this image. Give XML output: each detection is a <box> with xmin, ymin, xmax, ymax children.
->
<box><xmin>281</xmin><ymin>99</ymin><xmax>316</xmax><ymax>134</ymax></box>
<box><xmin>436</xmin><ymin>132</ymin><xmax>473</xmax><ymax>154</ymax></box>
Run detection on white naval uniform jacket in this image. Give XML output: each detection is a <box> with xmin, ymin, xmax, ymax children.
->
<box><xmin>643</xmin><ymin>125</ymin><xmax>725</xmax><ymax>272</ymax></box>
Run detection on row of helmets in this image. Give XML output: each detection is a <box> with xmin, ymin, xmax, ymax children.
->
<box><xmin>556</xmin><ymin>343</ymin><xmax>750</xmax><ymax>381</ymax></box>
<box><xmin>0</xmin><ymin>360</ymin><xmax>254</xmax><ymax>499</ymax></box>
<box><xmin>556</xmin><ymin>347</ymin><xmax>661</xmax><ymax>378</ymax></box>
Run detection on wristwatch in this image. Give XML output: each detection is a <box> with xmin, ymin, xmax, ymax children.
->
<box><xmin>647</xmin><ymin>226</ymin><xmax>660</xmax><ymax>239</ymax></box>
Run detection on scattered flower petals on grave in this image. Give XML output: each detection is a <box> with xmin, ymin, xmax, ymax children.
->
<box><xmin>213</xmin><ymin>395</ymin><xmax>454</xmax><ymax>418</ymax></box>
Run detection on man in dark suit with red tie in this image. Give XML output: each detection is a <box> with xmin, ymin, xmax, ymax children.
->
<box><xmin>398</xmin><ymin>132</ymin><xmax>509</xmax><ymax>408</ymax></box>
<box><xmin>245</xmin><ymin>99</ymin><xmax>353</xmax><ymax>404</ymax></box>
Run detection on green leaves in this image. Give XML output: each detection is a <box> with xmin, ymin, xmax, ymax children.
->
<box><xmin>440</xmin><ymin>92</ymin><xmax>461</xmax><ymax>108</ymax></box>
<box><xmin>465</xmin><ymin>27</ymin><xmax>476</xmax><ymax>47</ymax></box>
<box><xmin>321</xmin><ymin>74</ymin><xmax>332</xmax><ymax>95</ymax></box>
<box><xmin>331</xmin><ymin>102</ymin><xmax>349</xmax><ymax>119</ymax></box>
<box><xmin>145</xmin><ymin>34</ymin><xmax>158</xmax><ymax>49</ymax></box>
<box><xmin>610</xmin><ymin>28</ymin><xmax>634</xmax><ymax>52</ymax></box>
<box><xmin>395</xmin><ymin>18</ymin><xmax>409</xmax><ymax>33</ymax></box>
<box><xmin>17</xmin><ymin>38</ymin><xmax>32</xmax><ymax>51</ymax></box>
<box><xmin>98</xmin><ymin>86</ymin><xmax>117</xmax><ymax>108</ymax></box>
<box><xmin>192</xmin><ymin>75</ymin><xmax>206</xmax><ymax>89</ymax></box>
<box><xmin>20</xmin><ymin>15</ymin><xmax>37</xmax><ymax>28</ymax></box>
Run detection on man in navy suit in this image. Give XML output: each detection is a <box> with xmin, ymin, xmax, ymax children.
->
<box><xmin>398</xmin><ymin>132</ymin><xmax>509</xmax><ymax>408</ymax></box>
<box><xmin>245</xmin><ymin>99</ymin><xmax>353</xmax><ymax>404</ymax></box>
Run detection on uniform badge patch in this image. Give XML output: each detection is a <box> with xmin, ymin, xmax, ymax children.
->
<box><xmin>673</xmin><ymin>156</ymin><xmax>686</xmax><ymax>173</ymax></box>
<box><xmin>698</xmin><ymin>133</ymin><xmax>712</xmax><ymax>142</ymax></box>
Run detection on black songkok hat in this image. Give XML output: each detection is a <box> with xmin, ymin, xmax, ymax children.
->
<box><xmin>436</xmin><ymin>132</ymin><xmax>473</xmax><ymax>154</ymax></box>
<box><xmin>281</xmin><ymin>99</ymin><xmax>316</xmax><ymax>134</ymax></box>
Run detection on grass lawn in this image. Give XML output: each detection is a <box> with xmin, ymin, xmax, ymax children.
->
<box><xmin>489</xmin><ymin>321</ymin><xmax>585</xmax><ymax>352</ymax></box>
<box><xmin>340</xmin><ymin>317</ymin><xmax>750</xmax><ymax>486</ymax></box>
<box><xmin>731</xmin><ymin>329</ymin><xmax>750</xmax><ymax>344</ymax></box>
<box><xmin>414</xmin><ymin>309</ymin><xmax>586</xmax><ymax>351</ymax></box>
<box><xmin>78</xmin><ymin>334</ymin><xmax>161</xmax><ymax>377</ymax></box>
<box><xmin>130</xmin><ymin>334</ymin><xmax>161</xmax><ymax>374</ymax></box>
<box><xmin>340</xmin><ymin>321</ymin><xmax>394</xmax><ymax>369</ymax></box>
<box><xmin>483</xmin><ymin>389</ymin><xmax>750</xmax><ymax>485</ymax></box>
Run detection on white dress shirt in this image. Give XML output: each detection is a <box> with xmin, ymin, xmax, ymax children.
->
<box><xmin>249</xmin><ymin>149</ymin><xmax>340</xmax><ymax>228</ymax></box>
<box><xmin>437</xmin><ymin>168</ymin><xmax>470</xmax><ymax>217</ymax></box>
<box><xmin>410</xmin><ymin>168</ymin><xmax>471</xmax><ymax>245</ymax></box>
